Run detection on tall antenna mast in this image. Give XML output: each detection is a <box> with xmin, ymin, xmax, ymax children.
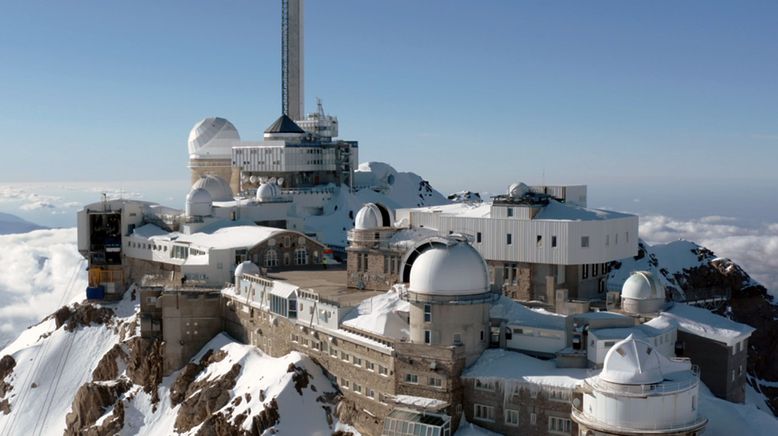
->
<box><xmin>281</xmin><ymin>0</ymin><xmax>304</xmax><ymax>120</ymax></box>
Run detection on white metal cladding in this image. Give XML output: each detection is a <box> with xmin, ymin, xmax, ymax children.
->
<box><xmin>232</xmin><ymin>146</ymin><xmax>339</xmax><ymax>172</ymax></box>
<box><xmin>406</xmin><ymin>211</ymin><xmax>638</xmax><ymax>265</ymax></box>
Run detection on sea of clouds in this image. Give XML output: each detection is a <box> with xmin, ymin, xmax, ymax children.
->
<box><xmin>639</xmin><ymin>215</ymin><xmax>778</xmax><ymax>297</ymax></box>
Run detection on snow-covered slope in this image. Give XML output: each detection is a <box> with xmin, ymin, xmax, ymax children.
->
<box><xmin>0</xmin><ymin>292</ymin><xmax>350</xmax><ymax>436</ymax></box>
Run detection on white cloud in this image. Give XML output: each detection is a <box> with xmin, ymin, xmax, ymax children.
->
<box><xmin>19</xmin><ymin>200</ymin><xmax>57</xmax><ymax>210</ymax></box>
<box><xmin>0</xmin><ymin>228</ymin><xmax>86</xmax><ymax>348</ymax></box>
<box><xmin>640</xmin><ymin>215</ymin><xmax>778</xmax><ymax>295</ymax></box>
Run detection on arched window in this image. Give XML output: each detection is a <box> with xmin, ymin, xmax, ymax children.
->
<box><xmin>264</xmin><ymin>249</ymin><xmax>278</xmax><ymax>267</ymax></box>
<box><xmin>295</xmin><ymin>248</ymin><xmax>309</xmax><ymax>265</ymax></box>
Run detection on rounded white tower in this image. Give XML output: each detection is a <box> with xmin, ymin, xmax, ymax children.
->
<box><xmin>185</xmin><ymin>187</ymin><xmax>213</xmax><ymax>218</ymax></box>
<box><xmin>621</xmin><ymin>271</ymin><xmax>667</xmax><ymax>315</ymax></box>
<box><xmin>187</xmin><ymin>117</ymin><xmax>240</xmax><ymax>186</ymax></box>
<box><xmin>256</xmin><ymin>182</ymin><xmax>281</xmax><ymax>202</ymax></box>
<box><xmin>572</xmin><ymin>335</ymin><xmax>707</xmax><ymax>435</ymax></box>
<box><xmin>191</xmin><ymin>175</ymin><xmax>234</xmax><ymax>202</ymax></box>
<box><xmin>402</xmin><ymin>241</ymin><xmax>496</xmax><ymax>365</ymax></box>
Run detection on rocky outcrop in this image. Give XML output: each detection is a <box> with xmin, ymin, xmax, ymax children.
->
<box><xmin>0</xmin><ymin>355</ymin><xmax>15</xmax><ymax>415</ymax></box>
<box><xmin>49</xmin><ymin>303</ymin><xmax>115</xmax><ymax>332</ymax></box>
<box><xmin>64</xmin><ymin>379</ymin><xmax>131</xmax><ymax>436</ymax></box>
<box><xmin>92</xmin><ymin>344</ymin><xmax>128</xmax><ymax>382</ymax></box>
<box><xmin>126</xmin><ymin>337</ymin><xmax>163</xmax><ymax>404</ymax></box>
<box><xmin>170</xmin><ymin>349</ymin><xmax>227</xmax><ymax>407</ymax></box>
<box><xmin>174</xmin><ymin>363</ymin><xmax>242</xmax><ymax>433</ymax></box>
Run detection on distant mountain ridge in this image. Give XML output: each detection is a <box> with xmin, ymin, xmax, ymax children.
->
<box><xmin>0</xmin><ymin>212</ymin><xmax>46</xmax><ymax>235</ymax></box>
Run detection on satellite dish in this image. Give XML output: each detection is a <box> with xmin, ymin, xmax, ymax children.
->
<box><xmin>277</xmin><ymin>177</ymin><xmax>284</xmax><ymax>186</ymax></box>
<box><xmin>269</xmin><ymin>177</ymin><xmax>277</xmax><ymax>185</ymax></box>
<box><xmin>249</xmin><ymin>175</ymin><xmax>257</xmax><ymax>184</ymax></box>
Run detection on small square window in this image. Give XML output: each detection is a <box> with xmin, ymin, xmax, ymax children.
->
<box><xmin>581</xmin><ymin>236</ymin><xmax>589</xmax><ymax>248</ymax></box>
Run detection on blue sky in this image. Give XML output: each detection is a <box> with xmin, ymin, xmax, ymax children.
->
<box><xmin>1</xmin><ymin>1</ymin><xmax>776</xmax><ymax>212</ymax></box>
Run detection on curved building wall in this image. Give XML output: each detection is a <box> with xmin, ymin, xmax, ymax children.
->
<box><xmin>622</xmin><ymin>297</ymin><xmax>665</xmax><ymax>315</ymax></box>
<box><xmin>189</xmin><ymin>158</ymin><xmax>234</xmax><ymax>188</ymax></box>
<box><xmin>409</xmin><ymin>298</ymin><xmax>490</xmax><ymax>365</ymax></box>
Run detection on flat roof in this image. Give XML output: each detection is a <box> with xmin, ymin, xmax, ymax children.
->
<box><xmin>266</xmin><ymin>268</ymin><xmax>382</xmax><ymax>307</ymax></box>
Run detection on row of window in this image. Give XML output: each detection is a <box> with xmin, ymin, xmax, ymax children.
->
<box><xmin>472</xmin><ymin>403</ymin><xmax>572</xmax><ymax>433</ymax></box>
<box><xmin>469</xmin><ymin>232</ymin><xmax>631</xmax><ymax>250</ymax></box>
<box><xmin>262</xmin><ymin>248</ymin><xmax>312</xmax><ymax>267</ymax></box>
<box><xmin>403</xmin><ymin>373</ymin><xmax>443</xmax><ymax>388</ymax></box>
<box><xmin>581</xmin><ymin>262</ymin><xmax>610</xmax><ymax>280</ymax></box>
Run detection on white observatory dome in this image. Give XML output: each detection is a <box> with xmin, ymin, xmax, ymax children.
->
<box><xmin>185</xmin><ymin>187</ymin><xmax>213</xmax><ymax>217</ymax></box>
<box><xmin>507</xmin><ymin>182</ymin><xmax>530</xmax><ymax>198</ymax></box>
<box><xmin>408</xmin><ymin>242</ymin><xmax>489</xmax><ymax>296</ymax></box>
<box><xmin>235</xmin><ymin>261</ymin><xmax>260</xmax><ymax>278</ymax></box>
<box><xmin>256</xmin><ymin>182</ymin><xmax>281</xmax><ymax>202</ymax></box>
<box><xmin>354</xmin><ymin>203</ymin><xmax>383</xmax><ymax>230</ymax></box>
<box><xmin>192</xmin><ymin>175</ymin><xmax>234</xmax><ymax>202</ymax></box>
<box><xmin>622</xmin><ymin>271</ymin><xmax>664</xmax><ymax>301</ymax></box>
<box><xmin>600</xmin><ymin>335</ymin><xmax>664</xmax><ymax>385</ymax></box>
<box><xmin>188</xmin><ymin>117</ymin><xmax>240</xmax><ymax>159</ymax></box>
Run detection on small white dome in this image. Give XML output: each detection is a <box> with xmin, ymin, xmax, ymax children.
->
<box><xmin>256</xmin><ymin>182</ymin><xmax>281</xmax><ymax>202</ymax></box>
<box><xmin>408</xmin><ymin>242</ymin><xmax>489</xmax><ymax>296</ymax></box>
<box><xmin>192</xmin><ymin>175</ymin><xmax>234</xmax><ymax>202</ymax></box>
<box><xmin>185</xmin><ymin>188</ymin><xmax>212</xmax><ymax>217</ymax></box>
<box><xmin>354</xmin><ymin>203</ymin><xmax>383</xmax><ymax>230</ymax></box>
<box><xmin>622</xmin><ymin>271</ymin><xmax>664</xmax><ymax>301</ymax></box>
<box><xmin>507</xmin><ymin>182</ymin><xmax>530</xmax><ymax>198</ymax></box>
<box><xmin>235</xmin><ymin>260</ymin><xmax>260</xmax><ymax>278</ymax></box>
<box><xmin>188</xmin><ymin>117</ymin><xmax>240</xmax><ymax>159</ymax></box>
<box><xmin>600</xmin><ymin>335</ymin><xmax>664</xmax><ymax>385</ymax></box>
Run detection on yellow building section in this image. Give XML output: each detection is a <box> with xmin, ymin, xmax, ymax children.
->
<box><xmin>88</xmin><ymin>267</ymin><xmax>123</xmax><ymax>287</ymax></box>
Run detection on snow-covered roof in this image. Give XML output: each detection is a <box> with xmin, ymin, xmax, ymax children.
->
<box><xmin>341</xmin><ymin>290</ymin><xmax>410</xmax><ymax>340</ymax></box>
<box><xmin>269</xmin><ymin>280</ymin><xmax>298</xmax><ymax>299</ymax></box>
<box><xmin>590</xmin><ymin>318</ymin><xmax>676</xmax><ymax>342</ymax></box>
<box><xmin>662</xmin><ymin>303</ymin><xmax>754</xmax><ymax>347</ymax></box>
<box><xmin>392</xmin><ymin>395</ymin><xmax>448</xmax><ymax>411</ymax></box>
<box><xmin>490</xmin><ymin>296</ymin><xmax>567</xmax><ymax>331</ymax></box>
<box><xmin>388</xmin><ymin>227</ymin><xmax>440</xmax><ymax>250</ymax></box>
<box><xmin>463</xmin><ymin>349</ymin><xmax>587</xmax><ymax>389</ymax></box>
<box><xmin>131</xmin><ymin>223</ymin><xmax>169</xmax><ymax>239</ymax></box>
<box><xmin>176</xmin><ymin>224</ymin><xmax>285</xmax><ymax>250</ymax></box>
<box><xmin>409</xmin><ymin>199</ymin><xmax>631</xmax><ymax>222</ymax></box>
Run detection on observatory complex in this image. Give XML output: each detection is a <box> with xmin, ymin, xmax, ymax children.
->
<box><xmin>75</xmin><ymin>1</ymin><xmax>754</xmax><ymax>434</ymax></box>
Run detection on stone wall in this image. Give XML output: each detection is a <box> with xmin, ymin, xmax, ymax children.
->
<box><xmin>462</xmin><ymin>378</ymin><xmax>576</xmax><ymax>435</ymax></box>
<box><xmin>159</xmin><ymin>291</ymin><xmax>223</xmax><ymax>375</ymax></box>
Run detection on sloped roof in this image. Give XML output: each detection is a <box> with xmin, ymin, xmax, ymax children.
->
<box><xmin>265</xmin><ymin>114</ymin><xmax>305</xmax><ymax>134</ymax></box>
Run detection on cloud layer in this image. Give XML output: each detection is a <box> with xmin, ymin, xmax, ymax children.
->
<box><xmin>640</xmin><ymin>215</ymin><xmax>778</xmax><ymax>296</ymax></box>
<box><xmin>0</xmin><ymin>228</ymin><xmax>86</xmax><ymax>348</ymax></box>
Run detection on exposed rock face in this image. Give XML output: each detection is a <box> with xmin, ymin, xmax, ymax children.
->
<box><xmin>49</xmin><ymin>303</ymin><xmax>115</xmax><ymax>332</ymax></box>
<box><xmin>92</xmin><ymin>344</ymin><xmax>128</xmax><ymax>382</ymax></box>
<box><xmin>287</xmin><ymin>362</ymin><xmax>311</xmax><ymax>395</ymax></box>
<box><xmin>170</xmin><ymin>349</ymin><xmax>227</xmax><ymax>407</ymax></box>
<box><xmin>0</xmin><ymin>355</ymin><xmax>15</xmax><ymax>415</ymax></box>
<box><xmin>174</xmin><ymin>363</ymin><xmax>242</xmax><ymax>433</ymax></box>
<box><xmin>64</xmin><ymin>379</ymin><xmax>131</xmax><ymax>436</ymax></box>
<box><xmin>126</xmin><ymin>337</ymin><xmax>163</xmax><ymax>404</ymax></box>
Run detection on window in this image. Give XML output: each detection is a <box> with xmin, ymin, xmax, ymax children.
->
<box><xmin>505</xmin><ymin>409</ymin><xmax>519</xmax><ymax>426</ymax></box>
<box><xmin>548</xmin><ymin>416</ymin><xmax>572</xmax><ymax>434</ymax></box>
<box><xmin>692</xmin><ymin>395</ymin><xmax>697</xmax><ymax>411</ymax></box>
<box><xmin>475</xmin><ymin>379</ymin><xmax>496</xmax><ymax>392</ymax></box>
<box><xmin>582</xmin><ymin>264</ymin><xmax>589</xmax><ymax>279</ymax></box>
<box><xmin>473</xmin><ymin>404</ymin><xmax>495</xmax><ymax>422</ymax></box>
<box><xmin>342</xmin><ymin>379</ymin><xmax>350</xmax><ymax>389</ymax></box>
<box><xmin>453</xmin><ymin>334</ymin><xmax>462</xmax><ymax>345</ymax></box>
<box><xmin>552</xmin><ymin>235</ymin><xmax>557</xmax><ymax>247</ymax></box>
<box><xmin>404</xmin><ymin>373</ymin><xmax>418</xmax><ymax>384</ymax></box>
<box><xmin>424</xmin><ymin>330</ymin><xmax>432</xmax><ymax>344</ymax></box>
<box><xmin>605</xmin><ymin>234</ymin><xmax>610</xmax><ymax>246</ymax></box>
<box><xmin>353</xmin><ymin>383</ymin><xmax>362</xmax><ymax>394</ymax></box>
<box><xmin>507</xmin><ymin>233</ymin><xmax>512</xmax><ymax>245</ymax></box>
<box><xmin>615</xmin><ymin>233</ymin><xmax>619</xmax><ymax>245</ymax></box>
<box><xmin>330</xmin><ymin>347</ymin><xmax>338</xmax><ymax>357</ymax></box>
<box><xmin>536</xmin><ymin>235</ymin><xmax>543</xmax><ymax>247</ymax></box>
<box><xmin>424</xmin><ymin>304</ymin><xmax>432</xmax><ymax>322</ymax></box>
<box><xmin>428</xmin><ymin>377</ymin><xmax>442</xmax><ymax>387</ymax></box>
<box><xmin>352</xmin><ymin>356</ymin><xmax>362</xmax><ymax>366</ymax></box>
<box><xmin>547</xmin><ymin>388</ymin><xmax>571</xmax><ymax>403</ymax></box>
<box><xmin>379</xmin><ymin>365</ymin><xmax>389</xmax><ymax>376</ymax></box>
<box><xmin>480</xmin><ymin>330</ymin><xmax>484</xmax><ymax>341</ymax></box>
<box><xmin>507</xmin><ymin>207</ymin><xmax>514</xmax><ymax>217</ymax></box>
<box><xmin>476</xmin><ymin>232</ymin><xmax>482</xmax><ymax>243</ymax></box>
<box><xmin>626</xmin><ymin>231</ymin><xmax>630</xmax><ymax>243</ymax></box>
<box><xmin>295</xmin><ymin>248</ymin><xmax>309</xmax><ymax>265</ymax></box>
<box><xmin>505</xmin><ymin>328</ymin><xmax>512</xmax><ymax>341</ymax></box>
<box><xmin>366</xmin><ymin>361</ymin><xmax>375</xmax><ymax>371</ymax></box>
<box><xmin>530</xmin><ymin>412</ymin><xmax>537</xmax><ymax>425</ymax></box>
<box><xmin>581</xmin><ymin>236</ymin><xmax>589</xmax><ymax>248</ymax></box>
<box><xmin>593</xmin><ymin>263</ymin><xmax>598</xmax><ymax>276</ymax></box>
<box><xmin>367</xmin><ymin>388</ymin><xmax>375</xmax><ymax>399</ymax></box>
<box><xmin>340</xmin><ymin>351</ymin><xmax>349</xmax><ymax>361</ymax></box>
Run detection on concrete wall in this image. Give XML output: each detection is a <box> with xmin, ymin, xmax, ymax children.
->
<box><xmin>409</xmin><ymin>300</ymin><xmax>490</xmax><ymax>366</ymax></box>
<box><xmin>159</xmin><ymin>291</ymin><xmax>223</xmax><ymax>374</ymax></box>
<box><xmin>677</xmin><ymin>331</ymin><xmax>748</xmax><ymax>403</ymax></box>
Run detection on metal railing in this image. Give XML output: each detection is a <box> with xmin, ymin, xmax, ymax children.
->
<box><xmin>585</xmin><ymin>364</ymin><xmax>700</xmax><ymax>396</ymax></box>
<box><xmin>571</xmin><ymin>408</ymin><xmax>707</xmax><ymax>433</ymax></box>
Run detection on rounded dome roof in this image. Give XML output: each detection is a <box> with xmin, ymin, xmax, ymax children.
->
<box><xmin>256</xmin><ymin>182</ymin><xmax>281</xmax><ymax>201</ymax></box>
<box><xmin>507</xmin><ymin>182</ymin><xmax>530</xmax><ymax>198</ymax></box>
<box><xmin>188</xmin><ymin>117</ymin><xmax>240</xmax><ymax>159</ymax></box>
<box><xmin>408</xmin><ymin>242</ymin><xmax>489</xmax><ymax>296</ymax></box>
<box><xmin>185</xmin><ymin>187</ymin><xmax>212</xmax><ymax>217</ymax></box>
<box><xmin>235</xmin><ymin>261</ymin><xmax>260</xmax><ymax>278</ymax></box>
<box><xmin>622</xmin><ymin>271</ymin><xmax>664</xmax><ymax>301</ymax></box>
<box><xmin>192</xmin><ymin>175</ymin><xmax>234</xmax><ymax>202</ymax></box>
<box><xmin>354</xmin><ymin>203</ymin><xmax>383</xmax><ymax>230</ymax></box>
<box><xmin>600</xmin><ymin>335</ymin><xmax>663</xmax><ymax>385</ymax></box>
